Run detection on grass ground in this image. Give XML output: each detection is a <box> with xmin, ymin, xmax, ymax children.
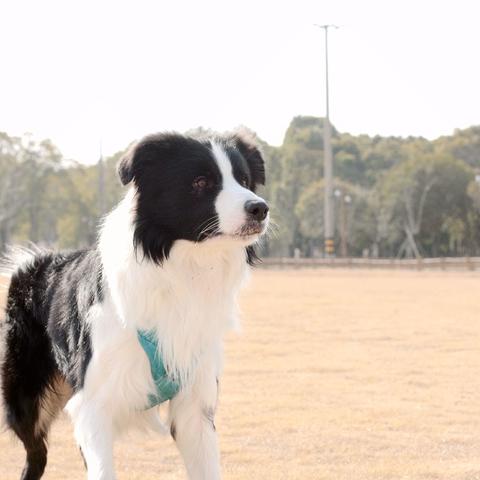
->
<box><xmin>1</xmin><ymin>268</ymin><xmax>480</xmax><ymax>479</ymax></box>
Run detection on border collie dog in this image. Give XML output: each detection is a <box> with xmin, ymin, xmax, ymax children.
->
<box><xmin>0</xmin><ymin>132</ymin><xmax>269</xmax><ymax>480</ymax></box>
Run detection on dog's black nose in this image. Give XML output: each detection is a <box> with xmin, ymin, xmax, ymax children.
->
<box><xmin>245</xmin><ymin>200</ymin><xmax>269</xmax><ymax>222</ymax></box>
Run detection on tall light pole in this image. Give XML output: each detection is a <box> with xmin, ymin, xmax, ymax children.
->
<box><xmin>315</xmin><ymin>24</ymin><xmax>338</xmax><ymax>257</ymax></box>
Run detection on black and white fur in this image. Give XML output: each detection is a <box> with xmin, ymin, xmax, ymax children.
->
<box><xmin>0</xmin><ymin>132</ymin><xmax>269</xmax><ymax>480</ymax></box>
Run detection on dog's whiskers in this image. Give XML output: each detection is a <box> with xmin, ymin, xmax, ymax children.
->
<box><xmin>196</xmin><ymin>218</ymin><xmax>220</xmax><ymax>241</ymax></box>
<box><xmin>196</xmin><ymin>216</ymin><xmax>218</xmax><ymax>232</ymax></box>
<box><xmin>265</xmin><ymin>222</ymin><xmax>279</xmax><ymax>240</ymax></box>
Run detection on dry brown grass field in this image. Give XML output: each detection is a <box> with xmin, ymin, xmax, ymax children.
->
<box><xmin>1</xmin><ymin>268</ymin><xmax>480</xmax><ymax>480</ymax></box>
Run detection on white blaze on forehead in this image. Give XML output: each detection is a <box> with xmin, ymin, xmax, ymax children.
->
<box><xmin>210</xmin><ymin>141</ymin><xmax>237</xmax><ymax>187</ymax></box>
<box><xmin>210</xmin><ymin>141</ymin><xmax>263</xmax><ymax>236</ymax></box>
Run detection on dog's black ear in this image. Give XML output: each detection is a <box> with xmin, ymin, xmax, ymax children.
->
<box><xmin>232</xmin><ymin>131</ymin><xmax>266</xmax><ymax>187</ymax></box>
<box><xmin>117</xmin><ymin>143</ymin><xmax>137</xmax><ymax>185</ymax></box>
<box><xmin>118</xmin><ymin>133</ymin><xmax>183</xmax><ymax>186</ymax></box>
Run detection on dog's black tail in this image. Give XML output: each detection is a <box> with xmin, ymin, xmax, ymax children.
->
<box><xmin>0</xmin><ymin>245</ymin><xmax>64</xmax><ymax>480</ymax></box>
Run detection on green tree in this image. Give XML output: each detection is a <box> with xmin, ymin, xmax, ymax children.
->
<box><xmin>378</xmin><ymin>153</ymin><xmax>473</xmax><ymax>257</ymax></box>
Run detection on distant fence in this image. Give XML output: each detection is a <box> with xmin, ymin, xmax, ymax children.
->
<box><xmin>261</xmin><ymin>257</ymin><xmax>480</xmax><ymax>271</ymax></box>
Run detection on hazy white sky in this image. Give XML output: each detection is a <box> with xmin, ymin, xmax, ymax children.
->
<box><xmin>1</xmin><ymin>0</ymin><xmax>479</xmax><ymax>163</ymax></box>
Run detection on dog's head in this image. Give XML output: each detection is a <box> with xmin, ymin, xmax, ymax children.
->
<box><xmin>118</xmin><ymin>132</ymin><xmax>269</xmax><ymax>264</ymax></box>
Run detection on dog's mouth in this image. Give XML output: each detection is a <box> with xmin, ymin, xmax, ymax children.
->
<box><xmin>215</xmin><ymin>221</ymin><xmax>266</xmax><ymax>240</ymax></box>
<box><xmin>198</xmin><ymin>219</ymin><xmax>268</xmax><ymax>243</ymax></box>
<box><xmin>236</xmin><ymin>222</ymin><xmax>265</xmax><ymax>237</ymax></box>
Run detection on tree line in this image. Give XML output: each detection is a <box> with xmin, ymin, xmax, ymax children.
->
<box><xmin>1</xmin><ymin>117</ymin><xmax>480</xmax><ymax>258</ymax></box>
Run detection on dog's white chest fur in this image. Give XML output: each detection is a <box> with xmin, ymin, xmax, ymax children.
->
<box><xmin>93</xmin><ymin>190</ymin><xmax>249</xmax><ymax>407</ymax></box>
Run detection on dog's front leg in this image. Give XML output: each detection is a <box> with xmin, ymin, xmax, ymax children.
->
<box><xmin>169</xmin><ymin>367</ymin><xmax>221</xmax><ymax>480</ymax></box>
<box><xmin>67</xmin><ymin>394</ymin><xmax>116</xmax><ymax>480</ymax></box>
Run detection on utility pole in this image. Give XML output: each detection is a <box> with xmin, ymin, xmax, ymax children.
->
<box><xmin>315</xmin><ymin>24</ymin><xmax>338</xmax><ymax>257</ymax></box>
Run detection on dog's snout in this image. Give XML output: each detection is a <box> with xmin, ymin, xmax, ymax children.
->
<box><xmin>244</xmin><ymin>200</ymin><xmax>269</xmax><ymax>222</ymax></box>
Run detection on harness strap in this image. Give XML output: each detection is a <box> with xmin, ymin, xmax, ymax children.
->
<box><xmin>137</xmin><ymin>329</ymin><xmax>180</xmax><ymax>409</ymax></box>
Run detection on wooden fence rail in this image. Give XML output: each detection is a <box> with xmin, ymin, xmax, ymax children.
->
<box><xmin>261</xmin><ymin>257</ymin><xmax>480</xmax><ymax>271</ymax></box>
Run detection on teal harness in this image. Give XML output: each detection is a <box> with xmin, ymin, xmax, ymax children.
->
<box><xmin>137</xmin><ymin>330</ymin><xmax>180</xmax><ymax>409</ymax></box>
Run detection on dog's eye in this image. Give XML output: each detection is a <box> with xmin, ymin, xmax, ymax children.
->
<box><xmin>192</xmin><ymin>176</ymin><xmax>210</xmax><ymax>191</ymax></box>
<box><xmin>240</xmin><ymin>176</ymin><xmax>249</xmax><ymax>188</ymax></box>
